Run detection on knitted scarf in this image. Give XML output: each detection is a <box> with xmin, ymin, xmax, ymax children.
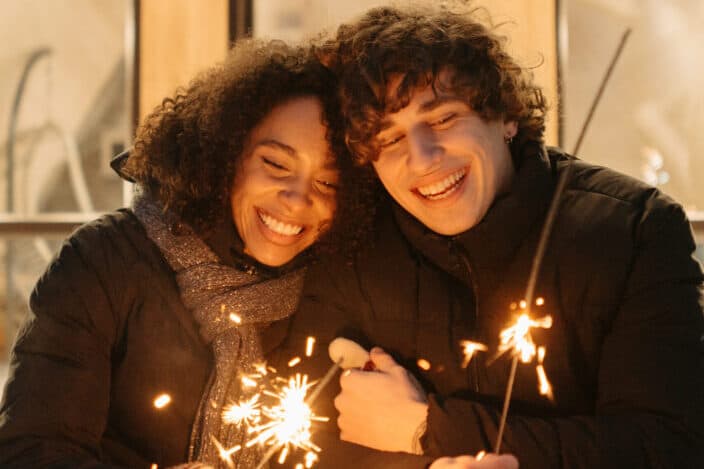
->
<box><xmin>133</xmin><ymin>195</ymin><xmax>305</xmax><ymax>468</ymax></box>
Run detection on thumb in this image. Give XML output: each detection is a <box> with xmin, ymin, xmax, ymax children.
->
<box><xmin>369</xmin><ymin>347</ymin><xmax>399</xmax><ymax>372</ymax></box>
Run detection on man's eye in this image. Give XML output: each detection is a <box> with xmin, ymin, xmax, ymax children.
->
<box><xmin>431</xmin><ymin>113</ymin><xmax>457</xmax><ymax>127</ymax></box>
<box><xmin>262</xmin><ymin>157</ymin><xmax>288</xmax><ymax>171</ymax></box>
<box><xmin>379</xmin><ymin>135</ymin><xmax>404</xmax><ymax>148</ymax></box>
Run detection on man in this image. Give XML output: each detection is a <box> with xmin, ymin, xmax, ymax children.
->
<box><xmin>279</xmin><ymin>5</ymin><xmax>704</xmax><ymax>469</ymax></box>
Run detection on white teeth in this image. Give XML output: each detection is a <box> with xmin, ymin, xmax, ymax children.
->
<box><xmin>417</xmin><ymin>169</ymin><xmax>466</xmax><ymax>200</ymax></box>
<box><xmin>258</xmin><ymin>211</ymin><xmax>303</xmax><ymax>236</ymax></box>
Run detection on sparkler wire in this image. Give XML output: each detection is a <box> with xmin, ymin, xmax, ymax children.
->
<box><xmin>493</xmin><ymin>28</ymin><xmax>632</xmax><ymax>454</ymax></box>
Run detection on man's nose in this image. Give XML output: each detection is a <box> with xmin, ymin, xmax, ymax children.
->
<box><xmin>406</xmin><ymin>126</ymin><xmax>443</xmax><ymax>173</ymax></box>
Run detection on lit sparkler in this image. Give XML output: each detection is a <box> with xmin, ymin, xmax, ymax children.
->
<box><xmin>215</xmin><ymin>337</ymin><xmax>332</xmax><ymax>469</ymax></box>
<box><xmin>248</xmin><ymin>373</ymin><xmax>328</xmax><ymax>469</ymax></box>
<box><xmin>494</xmin><ymin>299</ymin><xmax>553</xmax><ymax>453</ymax></box>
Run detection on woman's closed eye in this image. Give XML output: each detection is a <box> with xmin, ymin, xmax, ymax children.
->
<box><xmin>315</xmin><ymin>179</ymin><xmax>338</xmax><ymax>195</ymax></box>
<box><xmin>262</xmin><ymin>157</ymin><xmax>290</xmax><ymax>172</ymax></box>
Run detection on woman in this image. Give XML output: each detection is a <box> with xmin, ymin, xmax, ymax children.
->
<box><xmin>0</xmin><ymin>39</ymin><xmax>367</xmax><ymax>468</ymax></box>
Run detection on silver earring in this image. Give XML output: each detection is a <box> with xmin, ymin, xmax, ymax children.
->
<box><xmin>504</xmin><ymin>135</ymin><xmax>513</xmax><ymax>145</ymax></box>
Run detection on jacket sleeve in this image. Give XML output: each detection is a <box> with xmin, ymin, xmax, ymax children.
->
<box><xmin>0</xmin><ymin>223</ymin><xmax>130</xmax><ymax>468</ymax></box>
<box><xmin>422</xmin><ymin>202</ymin><xmax>704</xmax><ymax>469</ymax></box>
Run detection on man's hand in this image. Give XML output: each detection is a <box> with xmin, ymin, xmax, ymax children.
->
<box><xmin>429</xmin><ymin>454</ymin><xmax>519</xmax><ymax>469</ymax></box>
<box><xmin>335</xmin><ymin>347</ymin><xmax>428</xmax><ymax>453</ymax></box>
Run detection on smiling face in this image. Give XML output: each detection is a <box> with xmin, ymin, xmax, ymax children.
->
<box><xmin>230</xmin><ymin>97</ymin><xmax>339</xmax><ymax>266</ymax></box>
<box><xmin>372</xmin><ymin>70</ymin><xmax>518</xmax><ymax>235</ymax></box>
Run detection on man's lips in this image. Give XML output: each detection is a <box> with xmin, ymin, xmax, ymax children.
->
<box><xmin>413</xmin><ymin>168</ymin><xmax>467</xmax><ymax>201</ymax></box>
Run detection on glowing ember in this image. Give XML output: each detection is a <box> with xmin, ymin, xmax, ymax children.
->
<box><xmin>459</xmin><ymin>340</ymin><xmax>488</xmax><ymax>368</ymax></box>
<box><xmin>229</xmin><ymin>313</ymin><xmax>242</xmax><ymax>324</ymax></box>
<box><xmin>416</xmin><ymin>358</ymin><xmax>431</xmax><ymax>371</ymax></box>
<box><xmin>288</xmin><ymin>356</ymin><xmax>302</xmax><ymax>367</ymax></box>
<box><xmin>153</xmin><ymin>393</ymin><xmax>171</xmax><ymax>409</ymax></box>
<box><xmin>305</xmin><ymin>337</ymin><xmax>316</xmax><ymax>357</ymax></box>
<box><xmin>210</xmin><ymin>434</ymin><xmax>241</xmax><ymax>468</ymax></box>
<box><xmin>241</xmin><ymin>376</ymin><xmax>258</xmax><ymax>388</ymax></box>
<box><xmin>535</xmin><ymin>297</ymin><xmax>545</xmax><ymax>306</ymax></box>
<box><xmin>304</xmin><ymin>451</ymin><xmax>318</xmax><ymax>467</ymax></box>
<box><xmin>536</xmin><ymin>346</ymin><xmax>553</xmax><ymax>400</ymax></box>
<box><xmin>223</xmin><ymin>394</ymin><xmax>261</xmax><ymax>426</ymax></box>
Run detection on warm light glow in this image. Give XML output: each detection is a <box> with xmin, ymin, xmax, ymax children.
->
<box><xmin>223</xmin><ymin>394</ymin><xmax>261</xmax><ymax>426</ymax></box>
<box><xmin>476</xmin><ymin>450</ymin><xmax>486</xmax><ymax>461</ymax></box>
<box><xmin>519</xmin><ymin>300</ymin><xmax>527</xmax><ymax>309</ymax></box>
<box><xmin>288</xmin><ymin>357</ymin><xmax>302</xmax><ymax>367</ymax></box>
<box><xmin>460</xmin><ymin>340</ymin><xmax>488</xmax><ymax>368</ymax></box>
<box><xmin>416</xmin><ymin>358</ymin><xmax>431</xmax><ymax>371</ymax></box>
<box><xmin>150</xmin><ymin>464</ymin><xmax>158</xmax><ymax>469</ymax></box>
<box><xmin>536</xmin><ymin>297</ymin><xmax>545</xmax><ymax>306</ymax></box>
<box><xmin>305</xmin><ymin>337</ymin><xmax>316</xmax><ymax>357</ymax></box>
<box><xmin>153</xmin><ymin>393</ymin><xmax>171</xmax><ymax>409</ymax></box>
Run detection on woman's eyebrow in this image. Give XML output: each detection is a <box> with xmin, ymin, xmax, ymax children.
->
<box><xmin>256</xmin><ymin>139</ymin><xmax>298</xmax><ymax>158</ymax></box>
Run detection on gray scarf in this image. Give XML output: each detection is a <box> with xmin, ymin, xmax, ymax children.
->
<box><xmin>133</xmin><ymin>195</ymin><xmax>305</xmax><ymax>468</ymax></box>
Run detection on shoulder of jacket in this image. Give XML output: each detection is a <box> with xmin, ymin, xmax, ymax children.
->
<box><xmin>547</xmin><ymin>147</ymin><xmax>679</xmax><ymax>214</ymax></box>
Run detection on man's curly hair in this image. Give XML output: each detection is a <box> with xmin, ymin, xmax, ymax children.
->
<box><xmin>323</xmin><ymin>4</ymin><xmax>548</xmax><ymax>166</ymax></box>
<box><xmin>125</xmin><ymin>39</ymin><xmax>373</xmax><ymax>257</ymax></box>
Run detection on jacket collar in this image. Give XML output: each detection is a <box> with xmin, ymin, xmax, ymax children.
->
<box><xmin>393</xmin><ymin>147</ymin><xmax>555</xmax><ymax>293</ymax></box>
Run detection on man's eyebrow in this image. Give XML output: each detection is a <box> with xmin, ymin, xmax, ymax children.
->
<box><xmin>418</xmin><ymin>95</ymin><xmax>464</xmax><ymax>113</ymax></box>
<box><xmin>255</xmin><ymin>139</ymin><xmax>298</xmax><ymax>157</ymax></box>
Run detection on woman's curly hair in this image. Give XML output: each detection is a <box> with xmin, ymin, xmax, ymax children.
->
<box><xmin>322</xmin><ymin>4</ymin><xmax>548</xmax><ymax>166</ymax></box>
<box><xmin>125</xmin><ymin>39</ymin><xmax>374</xmax><ymax>258</ymax></box>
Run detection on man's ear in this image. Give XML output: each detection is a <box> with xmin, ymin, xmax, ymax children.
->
<box><xmin>503</xmin><ymin>120</ymin><xmax>518</xmax><ymax>138</ymax></box>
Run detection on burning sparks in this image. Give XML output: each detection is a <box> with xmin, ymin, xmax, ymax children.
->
<box><xmin>460</xmin><ymin>340</ymin><xmax>488</xmax><ymax>368</ymax></box>
<box><xmin>153</xmin><ymin>393</ymin><xmax>171</xmax><ymax>409</ymax></box>
<box><xmin>536</xmin><ymin>346</ymin><xmax>553</xmax><ymax>400</ymax></box>
<box><xmin>498</xmin><ymin>313</ymin><xmax>552</xmax><ymax>364</ymax></box>
<box><xmin>288</xmin><ymin>356</ymin><xmax>302</xmax><ymax>367</ymax></box>
<box><xmin>306</xmin><ymin>337</ymin><xmax>316</xmax><ymax>357</ymax></box>
<box><xmin>215</xmin><ymin>337</ymin><xmax>328</xmax><ymax>468</ymax></box>
<box><xmin>245</xmin><ymin>373</ymin><xmax>328</xmax><ymax>464</ymax></box>
<box><xmin>223</xmin><ymin>394</ymin><xmax>262</xmax><ymax>426</ymax></box>
<box><xmin>495</xmin><ymin>300</ymin><xmax>554</xmax><ymax>400</ymax></box>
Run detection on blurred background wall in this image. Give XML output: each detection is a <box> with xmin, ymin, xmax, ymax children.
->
<box><xmin>1</xmin><ymin>0</ymin><xmax>702</xmax><ymax>388</ymax></box>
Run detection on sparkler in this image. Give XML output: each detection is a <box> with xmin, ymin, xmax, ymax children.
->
<box><xmin>492</xmin><ymin>28</ymin><xmax>632</xmax><ymax>454</ymax></box>
<box><xmin>212</xmin><ymin>337</ymin><xmax>337</xmax><ymax>469</ymax></box>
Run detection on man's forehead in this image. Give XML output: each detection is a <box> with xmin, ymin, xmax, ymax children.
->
<box><xmin>379</xmin><ymin>70</ymin><xmax>466</xmax><ymax>129</ymax></box>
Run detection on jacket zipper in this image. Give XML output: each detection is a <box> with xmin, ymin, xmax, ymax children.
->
<box><xmin>450</xmin><ymin>239</ymin><xmax>481</xmax><ymax>393</ymax></box>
